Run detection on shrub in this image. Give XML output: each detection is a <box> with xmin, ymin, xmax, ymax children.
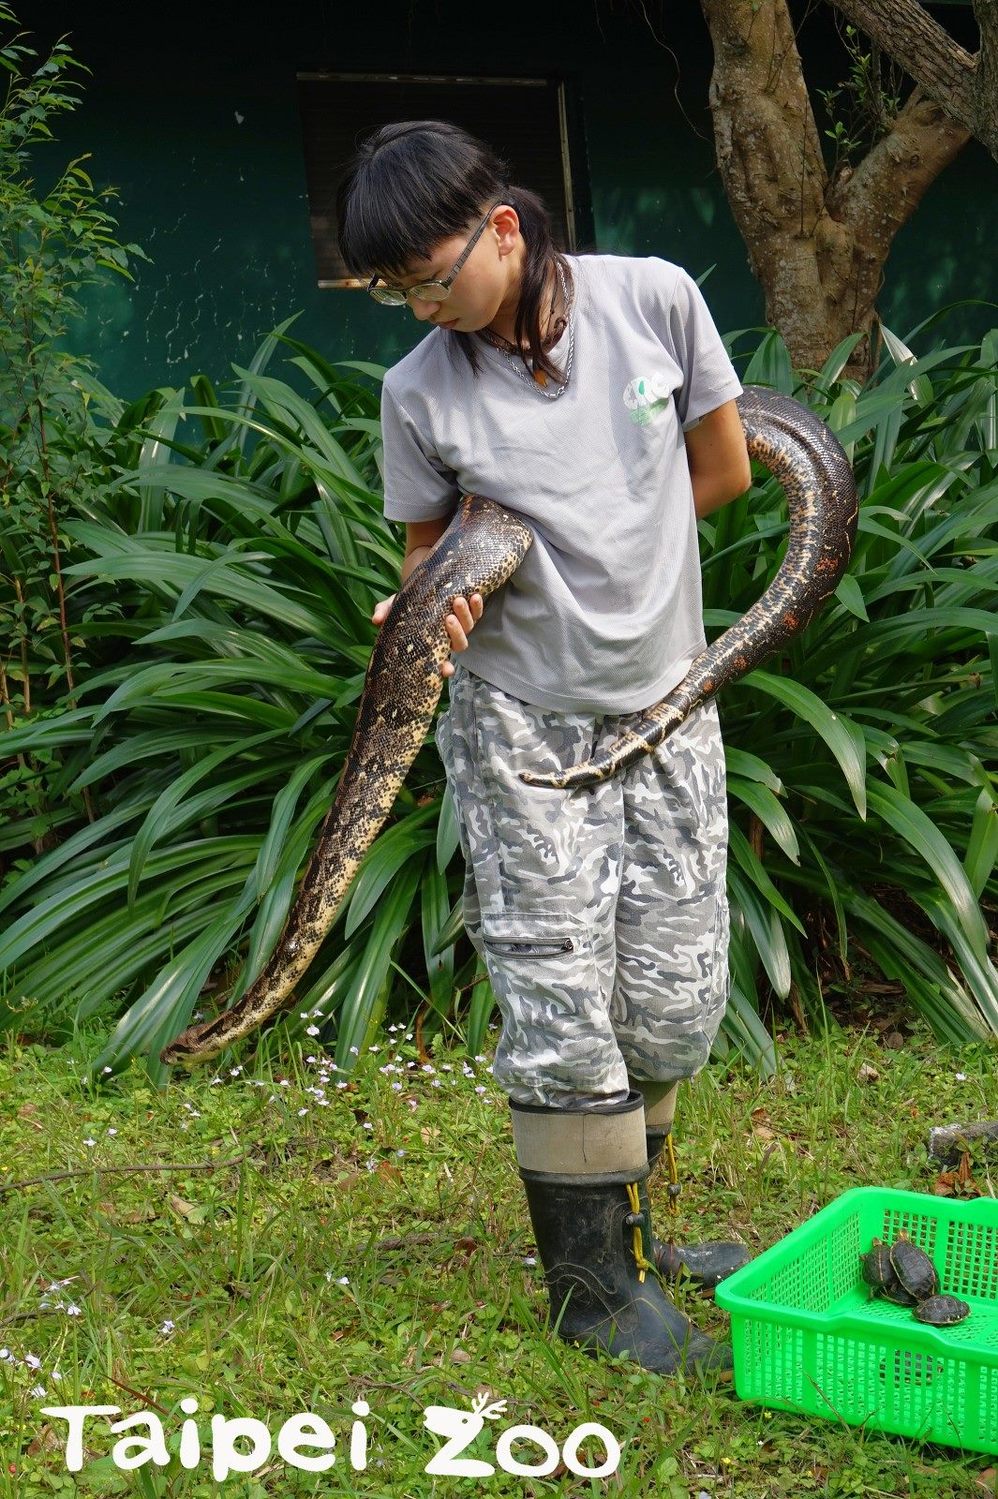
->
<box><xmin>0</xmin><ymin>314</ymin><xmax>994</xmax><ymax>1083</ymax></box>
<box><xmin>0</xmin><ymin>4</ymin><xmax>149</xmax><ymax>854</ymax></box>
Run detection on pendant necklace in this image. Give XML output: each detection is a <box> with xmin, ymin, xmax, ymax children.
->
<box><xmin>478</xmin><ymin>262</ymin><xmax>574</xmax><ymax>400</ymax></box>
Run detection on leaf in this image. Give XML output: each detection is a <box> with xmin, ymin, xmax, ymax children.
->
<box><xmin>964</xmin><ymin>789</ymin><xmax>998</xmax><ymax>898</ymax></box>
<box><xmin>344</xmin><ymin>807</ymin><xmax>436</xmax><ymax>937</ymax></box>
<box><xmin>136</xmin><ymin>388</ymin><xmax>185</xmax><ymax>530</ymax></box>
<box><xmin>93</xmin><ymin>902</ymin><xmax>252</xmax><ymax>1084</ymax></box>
<box><xmin>421</xmin><ymin>856</ymin><xmax>456</xmax><ymax>1018</ymax></box>
<box><xmin>818</xmin><ymin>332</ymin><xmax>865</xmax><ymax>390</ymax></box>
<box><xmin>728</xmin><ymin>822</ymin><xmax>804</xmax><ymax>929</ymax></box>
<box><xmin>737</xmin><ymin>670</ymin><xmax>868</xmax><ymax>818</ymax></box>
<box><xmin>249</xmin><ymin>755</ymin><xmax>331</xmax><ymax>900</ymax></box>
<box><xmin>866</xmin><ymin>782</ymin><xmax>991</xmax><ymax>961</ymax></box>
<box><xmin>917</xmin><ymin>891</ymin><xmax>998</xmax><ymax>1034</ymax></box>
<box><xmin>743</xmin><ymin>331</ymin><xmax>794</xmax><ymax>393</ymax></box>
<box><xmin>826</xmin><ymin>389</ymin><xmax>858</xmax><ymax>461</ymax></box>
<box><xmin>0</xmin><ymin>840</ymin><xmax>245</xmax><ymax>971</ymax></box>
<box><xmin>880</xmin><ymin>323</ymin><xmax>935</xmax><ymax>404</ymax></box>
<box><xmin>834</xmin><ymin>573</ymin><xmax>869</xmax><ymax>622</ymax></box>
<box><xmin>715</xmin><ymin>980</ymin><xmax>777</xmax><ymax>1078</ymax></box>
<box><xmin>436</xmin><ymin>778</ymin><xmax>461</xmax><ymax>873</ymax></box>
<box><xmin>429</xmin><ymin>897</ymin><xmax>465</xmax><ymax>957</ymax></box>
<box><xmin>126</xmin><ymin>729</ymin><xmax>281</xmax><ymax>907</ymax></box>
<box><xmin>728</xmin><ymin>869</ymin><xmax>792</xmax><ymax>998</ymax></box>
<box><xmin>335</xmin><ymin>861</ymin><xmax>421</xmax><ymax>1067</ymax></box>
<box><xmin>727</xmin><ymin>777</ymin><xmax>801</xmax><ymax>866</ymax></box>
<box><xmin>169</xmin><ymin>1194</ymin><xmax>206</xmax><ymax>1223</ymax></box>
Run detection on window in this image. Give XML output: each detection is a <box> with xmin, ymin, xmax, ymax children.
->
<box><xmin>296</xmin><ymin>72</ymin><xmax>592</xmax><ymax>287</ymax></box>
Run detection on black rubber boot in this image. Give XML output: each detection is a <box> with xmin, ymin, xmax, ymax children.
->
<box><xmin>645</xmin><ymin>1125</ymin><xmax>750</xmax><ymax>1291</ymax></box>
<box><xmin>511</xmin><ymin>1093</ymin><xmax>732</xmax><ymax>1377</ymax></box>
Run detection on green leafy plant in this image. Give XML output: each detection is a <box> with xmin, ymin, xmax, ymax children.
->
<box><xmin>708</xmin><ymin>319</ymin><xmax>997</xmax><ymax>1067</ymax></box>
<box><xmin>0</xmin><ymin>323</ymin><xmax>484</xmax><ymax>1083</ymax></box>
<box><xmin>817</xmin><ymin>21</ymin><xmax>905</xmax><ymax>174</ymax></box>
<box><xmin>0</xmin><ymin>5</ymin><xmax>149</xmax><ymax>848</ymax></box>
<box><xmin>0</xmin><ymin>316</ymin><xmax>994</xmax><ymax>1084</ymax></box>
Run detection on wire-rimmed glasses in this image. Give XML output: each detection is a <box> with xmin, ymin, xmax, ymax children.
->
<box><xmin>367</xmin><ymin>200</ymin><xmax>506</xmax><ymax>306</ymax></box>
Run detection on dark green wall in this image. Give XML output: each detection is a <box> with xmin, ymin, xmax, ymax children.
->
<box><xmin>22</xmin><ymin>1</ymin><xmax>997</xmax><ymax>401</ymax></box>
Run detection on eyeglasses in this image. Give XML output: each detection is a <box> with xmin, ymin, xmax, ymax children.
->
<box><xmin>367</xmin><ymin>200</ymin><xmax>505</xmax><ymax>306</ymax></box>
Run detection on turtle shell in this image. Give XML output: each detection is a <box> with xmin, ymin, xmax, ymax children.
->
<box><xmin>878</xmin><ymin>1276</ymin><xmax>919</xmax><ymax>1307</ymax></box>
<box><xmin>860</xmin><ymin>1238</ymin><xmax>894</xmax><ymax>1291</ymax></box>
<box><xmin>889</xmin><ymin>1233</ymin><xmax>940</xmax><ymax>1300</ymax></box>
<box><xmin>913</xmin><ymin>1294</ymin><xmax>971</xmax><ymax>1326</ymax></box>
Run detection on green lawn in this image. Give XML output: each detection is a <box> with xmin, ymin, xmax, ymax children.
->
<box><xmin>1</xmin><ymin>1019</ymin><xmax>997</xmax><ymax>1497</ymax></box>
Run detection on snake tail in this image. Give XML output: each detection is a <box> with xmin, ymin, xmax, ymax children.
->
<box><xmin>519</xmin><ymin>386</ymin><xmax>858</xmax><ymax>791</ymax></box>
<box><xmin>159</xmin><ymin>495</ymin><xmax>533</xmax><ymax>1067</ymax></box>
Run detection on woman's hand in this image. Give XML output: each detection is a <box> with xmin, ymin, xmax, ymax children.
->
<box><xmin>371</xmin><ymin>592</ymin><xmax>484</xmax><ymax>678</ymax></box>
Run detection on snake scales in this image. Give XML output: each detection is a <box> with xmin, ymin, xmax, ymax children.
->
<box><xmin>160</xmin><ymin>386</ymin><xmax>858</xmax><ymax>1067</ymax></box>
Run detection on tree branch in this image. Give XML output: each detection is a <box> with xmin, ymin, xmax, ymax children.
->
<box><xmin>974</xmin><ymin>0</ymin><xmax>998</xmax><ymax>152</ymax></box>
<box><xmin>827</xmin><ymin>0</ymin><xmax>979</xmax><ymax>131</ymax></box>
<box><xmin>831</xmin><ymin>89</ymin><xmax>971</xmax><ymax>254</ymax></box>
<box><xmin>699</xmin><ymin>0</ymin><xmax>987</xmax><ymax>369</ymax></box>
<box><xmin>0</xmin><ymin>1153</ymin><xmax>249</xmax><ymax>1196</ymax></box>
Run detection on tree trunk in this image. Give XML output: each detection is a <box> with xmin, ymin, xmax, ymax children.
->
<box><xmin>699</xmin><ymin>0</ymin><xmax>970</xmax><ymax>375</ymax></box>
<box><xmin>980</xmin><ymin>0</ymin><xmax>998</xmax><ymax>158</ymax></box>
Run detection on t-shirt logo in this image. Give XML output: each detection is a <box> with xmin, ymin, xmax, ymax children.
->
<box><xmin>622</xmin><ymin>373</ymin><xmax>672</xmax><ymax>426</ymax></box>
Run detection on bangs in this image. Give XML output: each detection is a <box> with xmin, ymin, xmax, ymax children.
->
<box><xmin>336</xmin><ymin>121</ymin><xmax>506</xmax><ymax>278</ymax></box>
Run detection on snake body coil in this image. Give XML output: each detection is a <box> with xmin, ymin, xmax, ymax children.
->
<box><xmin>160</xmin><ymin>386</ymin><xmax>857</xmax><ymax>1067</ymax></box>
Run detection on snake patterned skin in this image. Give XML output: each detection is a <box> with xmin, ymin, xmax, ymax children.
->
<box><xmin>160</xmin><ymin>495</ymin><xmax>534</xmax><ymax>1066</ymax></box>
<box><xmin>160</xmin><ymin>386</ymin><xmax>857</xmax><ymax>1067</ymax></box>
<box><xmin>521</xmin><ymin>385</ymin><xmax>859</xmax><ymax>789</ymax></box>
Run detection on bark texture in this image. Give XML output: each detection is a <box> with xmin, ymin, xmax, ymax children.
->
<box><xmin>831</xmin><ymin>0</ymin><xmax>998</xmax><ymax>161</ymax></box>
<box><xmin>699</xmin><ymin>0</ymin><xmax>973</xmax><ymax>372</ymax></box>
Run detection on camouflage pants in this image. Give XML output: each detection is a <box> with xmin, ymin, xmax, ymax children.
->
<box><xmin>434</xmin><ymin>664</ymin><xmax>731</xmax><ymax>1108</ymax></box>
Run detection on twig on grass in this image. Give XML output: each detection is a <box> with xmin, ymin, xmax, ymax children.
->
<box><xmin>0</xmin><ymin>1153</ymin><xmax>250</xmax><ymax>1196</ymax></box>
<box><xmin>107</xmin><ymin>1375</ymin><xmax>171</xmax><ymax>1418</ymax></box>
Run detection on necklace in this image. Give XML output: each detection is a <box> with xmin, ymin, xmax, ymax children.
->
<box><xmin>478</xmin><ymin>262</ymin><xmax>575</xmax><ymax>400</ymax></box>
<box><xmin>480</xmin><ymin>262</ymin><xmax>568</xmax><ymax>352</ymax></box>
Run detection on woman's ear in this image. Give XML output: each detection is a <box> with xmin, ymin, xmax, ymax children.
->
<box><xmin>491</xmin><ymin>203</ymin><xmax>520</xmax><ymax>259</ymax></box>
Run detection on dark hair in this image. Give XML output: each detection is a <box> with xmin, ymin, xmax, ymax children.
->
<box><xmin>335</xmin><ymin>119</ymin><xmax>572</xmax><ymax>384</ymax></box>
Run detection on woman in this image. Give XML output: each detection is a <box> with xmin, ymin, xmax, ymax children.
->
<box><xmin>336</xmin><ymin>119</ymin><xmax>751</xmax><ymax>1376</ymax></box>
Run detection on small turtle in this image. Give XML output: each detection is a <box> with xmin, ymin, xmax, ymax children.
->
<box><xmin>861</xmin><ymin>1237</ymin><xmax>917</xmax><ymax>1304</ymax></box>
<box><xmin>879</xmin><ymin>1276</ymin><xmax>919</xmax><ymax>1308</ymax></box>
<box><xmin>889</xmin><ymin>1231</ymin><xmax>940</xmax><ymax>1302</ymax></box>
<box><xmin>860</xmin><ymin>1238</ymin><xmax>894</xmax><ymax>1292</ymax></box>
<box><xmin>913</xmin><ymin>1294</ymin><xmax>971</xmax><ymax>1326</ymax></box>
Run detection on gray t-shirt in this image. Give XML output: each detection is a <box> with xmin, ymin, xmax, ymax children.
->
<box><xmin>379</xmin><ymin>253</ymin><xmax>742</xmax><ymax>714</ymax></box>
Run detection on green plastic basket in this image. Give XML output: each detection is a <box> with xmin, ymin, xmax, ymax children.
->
<box><xmin>714</xmin><ymin>1187</ymin><xmax>998</xmax><ymax>1453</ymax></box>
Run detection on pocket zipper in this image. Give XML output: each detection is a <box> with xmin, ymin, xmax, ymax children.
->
<box><xmin>483</xmin><ymin>937</ymin><xmax>575</xmax><ymax>958</ymax></box>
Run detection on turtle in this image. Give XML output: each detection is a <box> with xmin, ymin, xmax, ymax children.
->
<box><xmin>913</xmin><ymin>1294</ymin><xmax>971</xmax><ymax>1326</ymax></box>
<box><xmin>860</xmin><ymin>1237</ymin><xmax>917</xmax><ymax>1304</ymax></box>
<box><xmin>889</xmin><ymin>1231</ymin><xmax>941</xmax><ymax>1302</ymax></box>
<box><xmin>860</xmin><ymin>1238</ymin><xmax>896</xmax><ymax>1293</ymax></box>
<box><xmin>878</xmin><ymin>1276</ymin><xmax>919</xmax><ymax>1308</ymax></box>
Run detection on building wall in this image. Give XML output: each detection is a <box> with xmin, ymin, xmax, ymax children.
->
<box><xmin>23</xmin><ymin>1</ymin><xmax>997</xmax><ymax>401</ymax></box>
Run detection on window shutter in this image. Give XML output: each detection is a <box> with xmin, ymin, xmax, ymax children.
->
<box><xmin>297</xmin><ymin>74</ymin><xmax>578</xmax><ymax>286</ymax></box>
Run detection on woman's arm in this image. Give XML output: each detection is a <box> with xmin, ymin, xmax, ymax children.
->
<box><xmin>685</xmin><ymin>400</ymin><xmax>751</xmax><ymax>520</ymax></box>
<box><xmin>401</xmin><ymin>517</ymin><xmax>451</xmax><ymax>584</ymax></box>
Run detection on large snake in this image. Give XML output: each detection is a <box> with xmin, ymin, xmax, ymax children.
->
<box><xmin>160</xmin><ymin>386</ymin><xmax>858</xmax><ymax>1067</ymax></box>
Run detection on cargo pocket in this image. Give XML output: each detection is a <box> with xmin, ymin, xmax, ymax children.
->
<box><xmin>483</xmin><ymin>935</ymin><xmax>576</xmax><ymax>960</ymax></box>
<box><xmin>482</xmin><ymin>910</ymin><xmax>591</xmax><ymax>970</ymax></box>
<box><xmin>482</xmin><ymin>910</ymin><xmax>621</xmax><ymax>1098</ymax></box>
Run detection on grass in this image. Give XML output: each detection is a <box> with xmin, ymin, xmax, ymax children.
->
<box><xmin>1</xmin><ymin>1018</ymin><xmax>998</xmax><ymax>1497</ymax></box>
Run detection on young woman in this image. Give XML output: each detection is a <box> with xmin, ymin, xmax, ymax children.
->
<box><xmin>336</xmin><ymin>120</ymin><xmax>752</xmax><ymax>1377</ymax></box>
